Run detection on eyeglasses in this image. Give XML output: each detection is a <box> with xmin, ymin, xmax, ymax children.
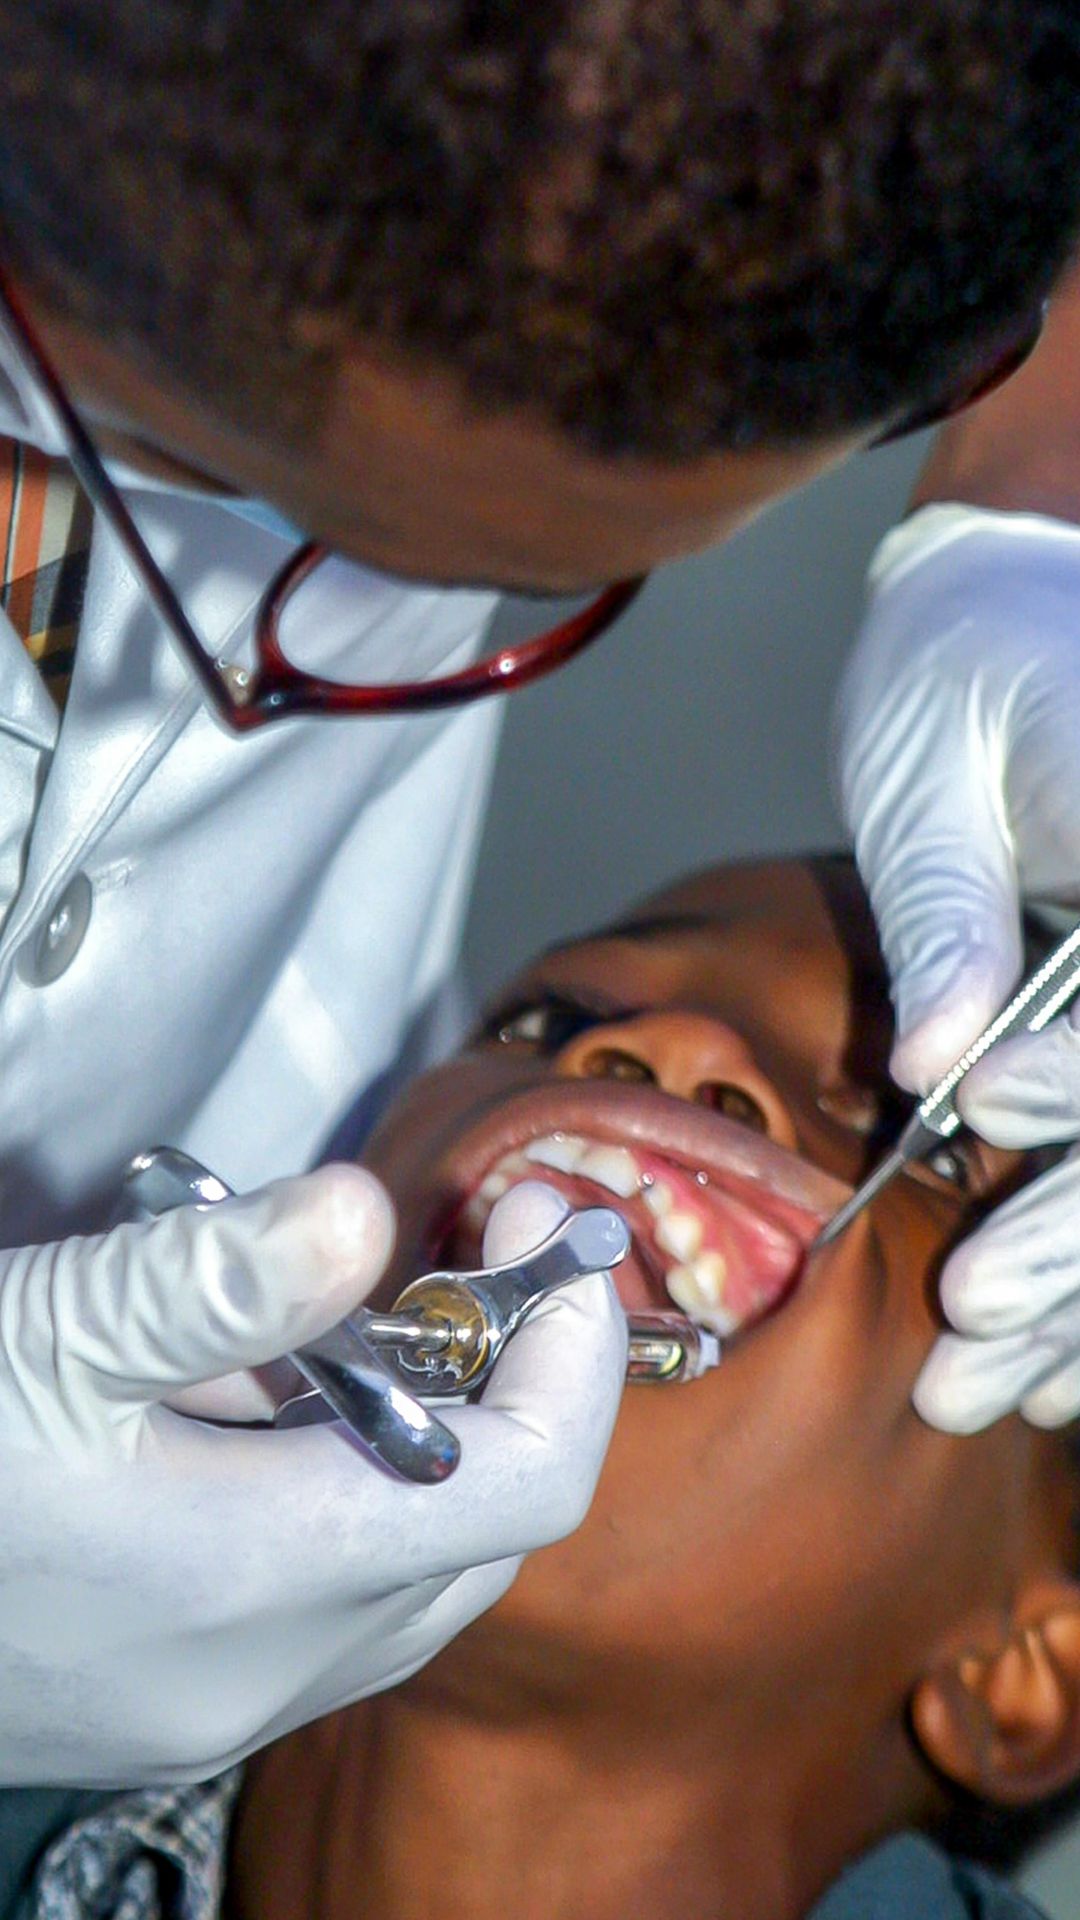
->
<box><xmin>0</xmin><ymin>270</ymin><xmax>1044</xmax><ymax>731</ymax></box>
<box><xmin>870</xmin><ymin>306</ymin><xmax>1045</xmax><ymax>448</ymax></box>
<box><xmin>0</xmin><ymin>270</ymin><xmax>643</xmax><ymax>734</ymax></box>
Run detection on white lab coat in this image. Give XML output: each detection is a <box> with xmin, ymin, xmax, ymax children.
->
<box><xmin>0</xmin><ymin>363</ymin><xmax>501</xmax><ymax>1247</ymax></box>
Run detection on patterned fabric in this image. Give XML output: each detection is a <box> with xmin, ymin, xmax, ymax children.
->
<box><xmin>25</xmin><ymin>1772</ymin><xmax>241</xmax><ymax>1920</ymax></box>
<box><xmin>0</xmin><ymin>437</ymin><xmax>93</xmax><ymax>708</ymax></box>
<box><xmin>20</xmin><ymin>1800</ymin><xmax>1050</xmax><ymax>1920</ymax></box>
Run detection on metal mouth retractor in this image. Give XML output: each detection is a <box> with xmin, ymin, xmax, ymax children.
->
<box><xmin>120</xmin><ymin>1147</ymin><xmax>630</xmax><ymax>1486</ymax></box>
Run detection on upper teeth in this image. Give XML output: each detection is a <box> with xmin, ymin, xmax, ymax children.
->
<box><xmin>462</xmin><ymin>1131</ymin><xmax>738</xmax><ymax>1332</ymax></box>
<box><xmin>642</xmin><ymin>1180</ymin><xmax>674</xmax><ymax>1219</ymax></box>
<box><xmin>579</xmin><ymin>1144</ymin><xmax>640</xmax><ymax>1197</ymax></box>
<box><xmin>524</xmin><ymin>1133</ymin><xmax>587</xmax><ymax>1177</ymax></box>
<box><xmin>666</xmin><ymin>1254</ymin><xmax>738</xmax><ymax>1334</ymax></box>
<box><xmin>655</xmin><ymin>1210</ymin><xmax>703</xmax><ymax>1262</ymax></box>
<box><xmin>525</xmin><ymin>1135</ymin><xmax>641</xmax><ymax>1198</ymax></box>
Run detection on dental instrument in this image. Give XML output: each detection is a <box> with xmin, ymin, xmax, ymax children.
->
<box><xmin>122</xmin><ymin>1146</ymin><xmax>628</xmax><ymax>1483</ymax></box>
<box><xmin>273</xmin><ymin>1297</ymin><xmax>721</xmax><ymax>1426</ymax></box>
<box><xmin>122</xmin><ymin>1148</ymin><xmax>718</xmax><ymax>1481</ymax></box>
<box><xmin>814</xmin><ymin>920</ymin><xmax>1080</xmax><ymax>1249</ymax></box>
<box><xmin>624</xmin><ymin>1311</ymin><xmax>721</xmax><ymax>1384</ymax></box>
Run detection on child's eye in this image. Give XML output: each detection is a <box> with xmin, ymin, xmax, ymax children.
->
<box><xmin>907</xmin><ymin>1137</ymin><xmax>974</xmax><ymax>1196</ymax></box>
<box><xmin>481</xmin><ymin>990</ymin><xmax>620</xmax><ymax>1056</ymax></box>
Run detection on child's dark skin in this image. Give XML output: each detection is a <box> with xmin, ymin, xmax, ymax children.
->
<box><xmin>228</xmin><ymin>860</ymin><xmax>1080</xmax><ymax>1920</ymax></box>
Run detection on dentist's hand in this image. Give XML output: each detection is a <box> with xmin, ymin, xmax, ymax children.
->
<box><xmin>0</xmin><ymin>1167</ymin><xmax>625</xmax><ymax>1785</ymax></box>
<box><xmin>839</xmin><ymin>502</ymin><xmax>1080</xmax><ymax>1432</ymax></box>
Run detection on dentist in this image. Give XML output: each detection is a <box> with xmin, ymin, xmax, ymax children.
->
<box><xmin>0</xmin><ymin>0</ymin><xmax>1076</xmax><ymax>1792</ymax></box>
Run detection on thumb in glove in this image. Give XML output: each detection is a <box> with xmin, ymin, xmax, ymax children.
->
<box><xmin>2</xmin><ymin>1164</ymin><xmax>395</xmax><ymax>1457</ymax></box>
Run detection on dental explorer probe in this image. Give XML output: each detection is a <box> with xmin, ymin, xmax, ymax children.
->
<box><xmin>814</xmin><ymin>919</ymin><xmax>1080</xmax><ymax>1249</ymax></box>
<box><xmin>121</xmin><ymin>1147</ymin><xmax>629</xmax><ymax>1484</ymax></box>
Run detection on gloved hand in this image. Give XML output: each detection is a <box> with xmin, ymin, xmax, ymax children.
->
<box><xmin>0</xmin><ymin>1166</ymin><xmax>625</xmax><ymax>1785</ymax></box>
<box><xmin>838</xmin><ymin>502</ymin><xmax>1080</xmax><ymax>1433</ymax></box>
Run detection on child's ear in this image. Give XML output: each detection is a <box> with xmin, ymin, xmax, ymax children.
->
<box><xmin>912</xmin><ymin>1594</ymin><xmax>1080</xmax><ymax>1806</ymax></box>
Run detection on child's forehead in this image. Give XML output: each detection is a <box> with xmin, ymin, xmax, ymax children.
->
<box><xmin>634</xmin><ymin>855</ymin><xmax>876</xmax><ymax>935</ymax></box>
<box><xmin>625</xmin><ymin>857</ymin><xmax>828</xmax><ymax>928</ymax></box>
<box><xmin>547</xmin><ymin>858</ymin><xmax>884</xmax><ymax>987</ymax></box>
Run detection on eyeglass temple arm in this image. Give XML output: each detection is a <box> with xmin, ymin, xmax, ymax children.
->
<box><xmin>0</xmin><ymin>270</ymin><xmax>241</xmax><ymax>725</ymax></box>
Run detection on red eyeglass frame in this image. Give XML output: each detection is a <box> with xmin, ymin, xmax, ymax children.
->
<box><xmin>0</xmin><ymin>270</ymin><xmax>644</xmax><ymax>733</ymax></box>
<box><xmin>0</xmin><ymin>268</ymin><xmax>1043</xmax><ymax>731</ymax></box>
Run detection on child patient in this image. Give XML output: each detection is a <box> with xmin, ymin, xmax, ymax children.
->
<box><xmin>222</xmin><ymin>855</ymin><xmax>1080</xmax><ymax>1920</ymax></box>
<box><xmin>15</xmin><ymin>857</ymin><xmax>1080</xmax><ymax>1920</ymax></box>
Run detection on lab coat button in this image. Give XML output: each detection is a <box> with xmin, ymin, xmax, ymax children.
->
<box><xmin>26</xmin><ymin>873</ymin><xmax>93</xmax><ymax>984</ymax></box>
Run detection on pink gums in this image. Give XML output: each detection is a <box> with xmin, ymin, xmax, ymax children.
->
<box><xmin>459</xmin><ymin>1143</ymin><xmax>817</xmax><ymax>1333</ymax></box>
<box><xmin>634</xmin><ymin>1149</ymin><xmax>809</xmax><ymax>1327</ymax></box>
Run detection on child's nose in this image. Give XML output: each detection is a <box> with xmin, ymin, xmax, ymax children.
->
<box><xmin>552</xmin><ymin>1011</ymin><xmax>799</xmax><ymax>1150</ymax></box>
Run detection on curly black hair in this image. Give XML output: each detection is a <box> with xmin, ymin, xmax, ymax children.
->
<box><xmin>1</xmin><ymin>0</ymin><xmax>1079</xmax><ymax>458</ymax></box>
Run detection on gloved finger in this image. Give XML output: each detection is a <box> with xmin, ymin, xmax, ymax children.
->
<box><xmin>837</xmin><ymin>606</ymin><xmax>1022</xmax><ymax>1093</ymax></box>
<box><xmin>166</xmin><ymin>1358</ymin><xmax>304</xmax><ymax>1424</ymax></box>
<box><xmin>287</xmin><ymin>1264</ymin><xmax>627</xmax><ymax>1588</ymax></box>
<box><xmin>912</xmin><ymin>1326</ymin><xmax>1064</xmax><ymax>1434</ymax></box>
<box><xmin>889</xmin><ymin>921</ymin><xmax>1021</xmax><ymax>1097</ymax></box>
<box><xmin>937</xmin><ymin>1153</ymin><xmax>1080</xmax><ymax>1335</ymax></box>
<box><xmin>956</xmin><ymin>1011</ymin><xmax>1080</xmax><ymax>1146</ymax></box>
<box><xmin>481</xmin><ymin>1177</ymin><xmax>572</xmax><ymax>1265</ymax></box>
<box><xmin>1020</xmin><ymin>1355</ymin><xmax>1080</xmax><ymax>1428</ymax></box>
<box><xmin>14</xmin><ymin>1165</ymin><xmax>395</xmax><ymax>1423</ymax></box>
<box><xmin>423</xmin><ymin>1267</ymin><xmax>627</xmax><ymax>1573</ymax></box>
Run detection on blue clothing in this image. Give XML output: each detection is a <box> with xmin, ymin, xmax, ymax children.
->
<box><xmin>0</xmin><ymin>1793</ymin><xmax>111</xmax><ymax>1920</ymax></box>
<box><xmin>810</xmin><ymin>1834</ymin><xmax>1050</xmax><ymax>1920</ymax></box>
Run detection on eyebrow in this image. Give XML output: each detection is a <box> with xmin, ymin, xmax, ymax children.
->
<box><xmin>601</xmin><ymin>909</ymin><xmax>720</xmax><ymax>942</ymax></box>
<box><xmin>530</xmin><ymin>909</ymin><xmax>720</xmax><ymax>971</ymax></box>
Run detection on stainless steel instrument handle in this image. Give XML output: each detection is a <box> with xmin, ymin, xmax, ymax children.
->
<box><xmin>917</xmin><ymin>921</ymin><xmax>1080</xmax><ymax>1139</ymax></box>
<box><xmin>121</xmin><ymin>1148</ymin><xmax>632</xmax><ymax>1473</ymax></box>
<box><xmin>389</xmin><ymin>1206</ymin><xmax>631</xmax><ymax>1395</ymax></box>
<box><xmin>814</xmin><ymin>918</ymin><xmax>1080</xmax><ymax>1250</ymax></box>
<box><xmin>120</xmin><ymin>1147</ymin><xmax>461</xmax><ymax>1484</ymax></box>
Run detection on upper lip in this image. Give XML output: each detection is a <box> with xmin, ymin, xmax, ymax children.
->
<box><xmin>425</xmin><ymin>1077</ymin><xmax>853</xmax><ymax>1255</ymax></box>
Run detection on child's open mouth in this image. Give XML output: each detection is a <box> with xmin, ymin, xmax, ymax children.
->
<box><xmin>438</xmin><ymin>1083</ymin><xmax>851</xmax><ymax>1338</ymax></box>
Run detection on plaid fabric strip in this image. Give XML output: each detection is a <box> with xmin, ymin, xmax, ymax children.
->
<box><xmin>0</xmin><ymin>436</ymin><xmax>93</xmax><ymax>709</ymax></box>
<box><xmin>27</xmin><ymin>1769</ymin><xmax>243</xmax><ymax>1920</ymax></box>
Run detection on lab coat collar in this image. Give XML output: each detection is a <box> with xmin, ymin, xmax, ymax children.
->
<box><xmin>0</xmin><ymin>305</ymin><xmax>306</xmax><ymax>540</ymax></box>
<box><xmin>0</xmin><ymin>489</ymin><xmax>295</xmax><ymax>986</ymax></box>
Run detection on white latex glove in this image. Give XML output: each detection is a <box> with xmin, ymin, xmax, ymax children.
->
<box><xmin>838</xmin><ymin>502</ymin><xmax>1080</xmax><ymax>1433</ymax></box>
<box><xmin>0</xmin><ymin>1167</ymin><xmax>625</xmax><ymax>1785</ymax></box>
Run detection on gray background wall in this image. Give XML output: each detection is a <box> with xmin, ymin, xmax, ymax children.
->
<box><xmin>464</xmin><ymin>435</ymin><xmax>922</xmax><ymax>999</ymax></box>
<box><xmin>462</xmin><ymin>435</ymin><xmax>1080</xmax><ymax>1918</ymax></box>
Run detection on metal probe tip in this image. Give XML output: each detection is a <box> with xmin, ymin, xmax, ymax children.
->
<box><xmin>811</xmin><ymin>1143</ymin><xmax>909</xmax><ymax>1251</ymax></box>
